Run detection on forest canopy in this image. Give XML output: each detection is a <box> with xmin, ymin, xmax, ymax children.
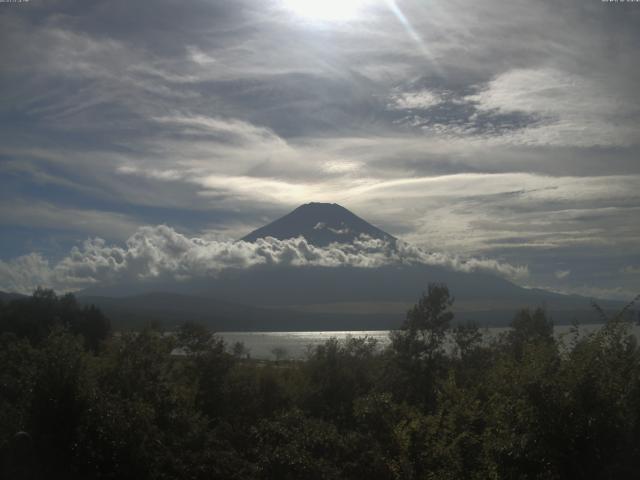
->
<box><xmin>1</xmin><ymin>286</ymin><xmax>639</xmax><ymax>479</ymax></box>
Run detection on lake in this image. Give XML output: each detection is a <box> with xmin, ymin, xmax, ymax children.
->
<box><xmin>219</xmin><ymin>323</ymin><xmax>640</xmax><ymax>360</ymax></box>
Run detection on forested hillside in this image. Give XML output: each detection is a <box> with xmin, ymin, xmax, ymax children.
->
<box><xmin>1</xmin><ymin>287</ymin><xmax>639</xmax><ymax>479</ymax></box>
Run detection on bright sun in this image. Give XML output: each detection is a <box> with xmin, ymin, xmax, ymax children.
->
<box><xmin>282</xmin><ymin>0</ymin><xmax>369</xmax><ymax>21</ymax></box>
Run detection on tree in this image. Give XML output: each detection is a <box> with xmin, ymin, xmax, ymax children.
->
<box><xmin>175</xmin><ymin>322</ymin><xmax>235</xmax><ymax>419</ymax></box>
<box><xmin>0</xmin><ymin>289</ymin><xmax>110</xmax><ymax>352</ymax></box>
<box><xmin>272</xmin><ymin>346</ymin><xmax>289</xmax><ymax>363</ymax></box>
<box><xmin>507</xmin><ymin>307</ymin><xmax>554</xmax><ymax>359</ymax></box>
<box><xmin>29</xmin><ymin>328</ymin><xmax>88</xmax><ymax>476</ymax></box>
<box><xmin>176</xmin><ymin>321</ymin><xmax>216</xmax><ymax>356</ymax></box>
<box><xmin>231</xmin><ymin>341</ymin><xmax>250</xmax><ymax>359</ymax></box>
<box><xmin>388</xmin><ymin>283</ymin><xmax>454</xmax><ymax>408</ymax></box>
<box><xmin>69</xmin><ymin>303</ymin><xmax>111</xmax><ymax>353</ymax></box>
<box><xmin>303</xmin><ymin>336</ymin><xmax>380</xmax><ymax>423</ymax></box>
<box><xmin>452</xmin><ymin>321</ymin><xmax>482</xmax><ymax>360</ymax></box>
<box><xmin>396</xmin><ymin>283</ymin><xmax>454</xmax><ymax>356</ymax></box>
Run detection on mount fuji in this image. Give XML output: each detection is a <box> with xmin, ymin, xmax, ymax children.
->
<box><xmin>241</xmin><ymin>202</ymin><xmax>396</xmax><ymax>247</ymax></box>
<box><xmin>77</xmin><ymin>203</ymin><xmax>623</xmax><ymax>330</ymax></box>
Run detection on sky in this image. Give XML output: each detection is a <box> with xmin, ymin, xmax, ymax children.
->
<box><xmin>0</xmin><ymin>0</ymin><xmax>639</xmax><ymax>299</ymax></box>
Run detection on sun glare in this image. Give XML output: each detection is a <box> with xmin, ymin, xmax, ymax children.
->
<box><xmin>282</xmin><ymin>0</ymin><xmax>368</xmax><ymax>21</ymax></box>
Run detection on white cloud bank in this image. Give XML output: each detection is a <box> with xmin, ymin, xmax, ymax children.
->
<box><xmin>0</xmin><ymin>225</ymin><xmax>528</xmax><ymax>294</ymax></box>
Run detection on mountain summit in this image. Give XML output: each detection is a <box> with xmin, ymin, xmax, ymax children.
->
<box><xmin>241</xmin><ymin>202</ymin><xmax>396</xmax><ymax>247</ymax></box>
<box><xmin>78</xmin><ymin>202</ymin><xmax>621</xmax><ymax>329</ymax></box>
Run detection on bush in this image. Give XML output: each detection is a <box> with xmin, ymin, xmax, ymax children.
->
<box><xmin>1</xmin><ymin>286</ymin><xmax>639</xmax><ymax>478</ymax></box>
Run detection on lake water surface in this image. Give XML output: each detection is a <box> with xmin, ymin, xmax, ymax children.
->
<box><xmin>219</xmin><ymin>324</ymin><xmax>640</xmax><ymax>360</ymax></box>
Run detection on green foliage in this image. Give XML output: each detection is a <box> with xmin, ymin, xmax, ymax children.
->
<box><xmin>452</xmin><ymin>321</ymin><xmax>483</xmax><ymax>359</ymax></box>
<box><xmin>0</xmin><ymin>288</ymin><xmax>110</xmax><ymax>352</ymax></box>
<box><xmin>75</xmin><ymin>328</ymin><xmax>247</xmax><ymax>479</ymax></box>
<box><xmin>232</xmin><ymin>341</ymin><xmax>250</xmax><ymax>358</ymax></box>
<box><xmin>30</xmin><ymin>328</ymin><xmax>88</xmax><ymax>475</ymax></box>
<box><xmin>0</xmin><ymin>333</ymin><xmax>37</xmax><ymax>451</ymax></box>
<box><xmin>388</xmin><ymin>283</ymin><xmax>454</xmax><ymax>409</ymax></box>
<box><xmin>393</xmin><ymin>283</ymin><xmax>454</xmax><ymax>360</ymax></box>
<box><xmin>176</xmin><ymin>320</ymin><xmax>215</xmax><ymax>355</ymax></box>
<box><xmin>303</xmin><ymin>336</ymin><xmax>380</xmax><ymax>423</ymax></box>
<box><xmin>1</xmin><ymin>287</ymin><xmax>640</xmax><ymax>479</ymax></box>
<box><xmin>507</xmin><ymin>307</ymin><xmax>555</xmax><ymax>359</ymax></box>
<box><xmin>252</xmin><ymin>409</ymin><xmax>346</xmax><ymax>479</ymax></box>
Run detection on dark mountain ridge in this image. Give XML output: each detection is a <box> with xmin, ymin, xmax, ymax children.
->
<box><xmin>0</xmin><ymin>291</ymin><xmax>28</xmax><ymax>303</ymax></box>
<box><xmin>78</xmin><ymin>291</ymin><xmax>406</xmax><ymax>331</ymax></box>
<box><xmin>241</xmin><ymin>202</ymin><xmax>396</xmax><ymax>247</ymax></box>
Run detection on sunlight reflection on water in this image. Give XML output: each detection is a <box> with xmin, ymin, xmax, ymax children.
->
<box><xmin>219</xmin><ymin>324</ymin><xmax>640</xmax><ymax>360</ymax></box>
